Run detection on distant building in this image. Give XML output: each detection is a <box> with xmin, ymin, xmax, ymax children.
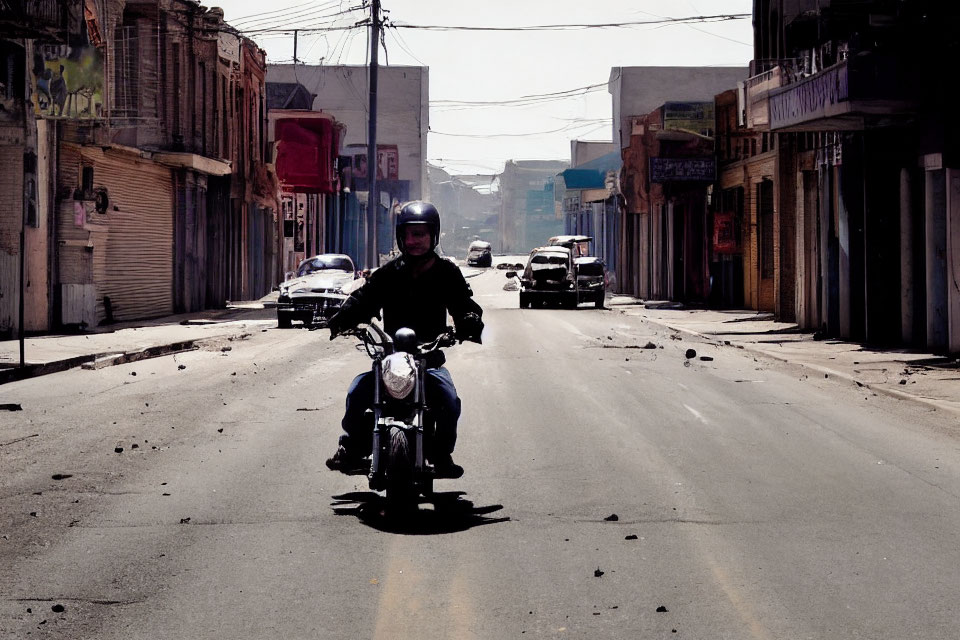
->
<box><xmin>265</xmin><ymin>64</ymin><xmax>428</xmax><ymax>266</ymax></box>
<box><xmin>556</xmin><ymin>142</ymin><xmax>620</xmax><ymax>275</ymax></box>
<box><xmin>498</xmin><ymin>160</ymin><xmax>569</xmax><ymax>253</ymax></box>
<box><xmin>609</xmin><ymin>66</ymin><xmax>747</xmax><ymax>298</ymax></box>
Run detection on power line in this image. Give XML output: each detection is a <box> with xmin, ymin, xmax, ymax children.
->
<box><xmin>238</xmin><ymin>6</ymin><xmax>367</xmax><ymax>34</ymax></box>
<box><xmin>391</xmin><ymin>14</ymin><xmax>751</xmax><ymax>32</ymax></box>
<box><xmin>432</xmin><ymin>82</ymin><xmax>607</xmax><ymax>106</ymax></box>
<box><xmin>429</xmin><ymin>120</ymin><xmax>609</xmax><ymax>138</ymax></box>
<box><xmin>232</xmin><ymin>0</ymin><xmax>342</xmax><ymax>28</ymax></box>
<box><xmin>229</xmin><ymin>0</ymin><xmax>317</xmax><ymax>25</ymax></box>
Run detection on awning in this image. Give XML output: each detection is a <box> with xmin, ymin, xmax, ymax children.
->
<box><xmin>153</xmin><ymin>152</ymin><xmax>232</xmax><ymax>176</ymax></box>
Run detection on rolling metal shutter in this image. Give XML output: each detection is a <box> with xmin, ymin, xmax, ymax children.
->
<box><xmin>0</xmin><ymin>144</ymin><xmax>24</xmax><ymax>334</ymax></box>
<box><xmin>80</xmin><ymin>148</ymin><xmax>175</xmax><ymax>323</ymax></box>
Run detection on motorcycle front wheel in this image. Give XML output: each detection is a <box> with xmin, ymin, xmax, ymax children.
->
<box><xmin>386</xmin><ymin>427</ymin><xmax>416</xmax><ymax>509</ymax></box>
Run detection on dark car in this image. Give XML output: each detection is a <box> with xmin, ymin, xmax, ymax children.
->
<box><xmin>508</xmin><ymin>246</ymin><xmax>605</xmax><ymax>309</ymax></box>
<box><xmin>275</xmin><ymin>254</ymin><xmax>361</xmax><ymax>328</ymax></box>
<box><xmin>466</xmin><ymin>240</ymin><xmax>493</xmax><ymax>267</ymax></box>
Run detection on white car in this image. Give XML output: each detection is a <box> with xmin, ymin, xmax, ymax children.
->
<box><xmin>276</xmin><ymin>254</ymin><xmax>362</xmax><ymax>328</ymax></box>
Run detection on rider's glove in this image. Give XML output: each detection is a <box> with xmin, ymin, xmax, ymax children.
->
<box><xmin>327</xmin><ymin>313</ymin><xmax>346</xmax><ymax>340</ymax></box>
<box><xmin>455</xmin><ymin>312</ymin><xmax>484</xmax><ymax>344</ymax></box>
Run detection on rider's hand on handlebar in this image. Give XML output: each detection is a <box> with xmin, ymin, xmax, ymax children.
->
<box><xmin>327</xmin><ymin>315</ymin><xmax>346</xmax><ymax>340</ymax></box>
<box><xmin>455</xmin><ymin>313</ymin><xmax>483</xmax><ymax>344</ymax></box>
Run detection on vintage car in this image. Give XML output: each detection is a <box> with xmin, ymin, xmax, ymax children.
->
<box><xmin>507</xmin><ymin>246</ymin><xmax>606</xmax><ymax>309</ymax></box>
<box><xmin>466</xmin><ymin>240</ymin><xmax>493</xmax><ymax>267</ymax></box>
<box><xmin>276</xmin><ymin>254</ymin><xmax>361</xmax><ymax>328</ymax></box>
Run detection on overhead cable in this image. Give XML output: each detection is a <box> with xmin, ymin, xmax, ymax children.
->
<box><xmin>391</xmin><ymin>13</ymin><xmax>751</xmax><ymax>32</ymax></box>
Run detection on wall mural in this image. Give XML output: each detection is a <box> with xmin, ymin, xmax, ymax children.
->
<box><xmin>32</xmin><ymin>43</ymin><xmax>104</xmax><ymax>119</ymax></box>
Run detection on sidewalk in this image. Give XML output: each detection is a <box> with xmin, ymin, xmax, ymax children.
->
<box><xmin>0</xmin><ymin>303</ymin><xmax>275</xmax><ymax>386</ymax></box>
<box><xmin>608</xmin><ymin>296</ymin><xmax>960</xmax><ymax>418</ymax></box>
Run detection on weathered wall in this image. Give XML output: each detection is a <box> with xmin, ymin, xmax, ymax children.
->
<box><xmin>266</xmin><ymin>64</ymin><xmax>428</xmax><ymax>200</ymax></box>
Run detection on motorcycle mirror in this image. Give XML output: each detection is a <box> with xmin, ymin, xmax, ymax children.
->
<box><xmin>505</xmin><ymin>271</ymin><xmax>517</xmax><ymax>279</ymax></box>
<box><xmin>394</xmin><ymin>327</ymin><xmax>418</xmax><ymax>353</ymax></box>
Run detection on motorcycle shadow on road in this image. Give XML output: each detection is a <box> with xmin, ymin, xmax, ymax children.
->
<box><xmin>331</xmin><ymin>491</ymin><xmax>510</xmax><ymax>535</ymax></box>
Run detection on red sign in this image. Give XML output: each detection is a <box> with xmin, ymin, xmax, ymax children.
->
<box><xmin>713</xmin><ymin>211</ymin><xmax>738</xmax><ymax>254</ymax></box>
<box><xmin>275</xmin><ymin>117</ymin><xmax>339</xmax><ymax>194</ymax></box>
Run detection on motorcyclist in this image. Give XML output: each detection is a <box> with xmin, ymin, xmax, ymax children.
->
<box><xmin>324</xmin><ymin>201</ymin><xmax>484</xmax><ymax>478</ymax></box>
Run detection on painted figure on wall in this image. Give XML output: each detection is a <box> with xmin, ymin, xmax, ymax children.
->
<box><xmin>32</xmin><ymin>44</ymin><xmax>104</xmax><ymax>119</ymax></box>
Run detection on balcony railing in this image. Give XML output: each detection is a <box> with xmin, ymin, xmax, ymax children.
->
<box><xmin>767</xmin><ymin>53</ymin><xmax>916</xmax><ymax>131</ymax></box>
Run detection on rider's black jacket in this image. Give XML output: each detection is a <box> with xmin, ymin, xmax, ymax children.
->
<box><xmin>329</xmin><ymin>251</ymin><xmax>483</xmax><ymax>343</ymax></box>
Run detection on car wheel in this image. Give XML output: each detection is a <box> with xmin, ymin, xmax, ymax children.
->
<box><xmin>519</xmin><ymin>292</ymin><xmax>528</xmax><ymax>308</ymax></box>
<box><xmin>595</xmin><ymin>294</ymin><xmax>605</xmax><ymax>309</ymax></box>
<box><xmin>277</xmin><ymin>312</ymin><xmax>292</xmax><ymax>329</ymax></box>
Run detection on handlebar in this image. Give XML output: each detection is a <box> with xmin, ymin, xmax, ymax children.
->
<box><xmin>335</xmin><ymin>322</ymin><xmax>457</xmax><ymax>359</ymax></box>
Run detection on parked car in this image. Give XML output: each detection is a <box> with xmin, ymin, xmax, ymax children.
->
<box><xmin>466</xmin><ymin>240</ymin><xmax>493</xmax><ymax>267</ymax></box>
<box><xmin>547</xmin><ymin>234</ymin><xmax>592</xmax><ymax>258</ymax></box>
<box><xmin>276</xmin><ymin>254</ymin><xmax>361</xmax><ymax>328</ymax></box>
<box><xmin>507</xmin><ymin>246</ymin><xmax>605</xmax><ymax>309</ymax></box>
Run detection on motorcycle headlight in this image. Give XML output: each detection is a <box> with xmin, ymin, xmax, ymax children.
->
<box><xmin>381</xmin><ymin>352</ymin><xmax>417</xmax><ymax>399</ymax></box>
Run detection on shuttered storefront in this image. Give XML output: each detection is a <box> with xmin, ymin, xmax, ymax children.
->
<box><xmin>0</xmin><ymin>144</ymin><xmax>23</xmax><ymax>335</ymax></box>
<box><xmin>79</xmin><ymin>148</ymin><xmax>175</xmax><ymax>323</ymax></box>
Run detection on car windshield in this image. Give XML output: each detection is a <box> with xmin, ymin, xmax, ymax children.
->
<box><xmin>530</xmin><ymin>253</ymin><xmax>567</xmax><ymax>266</ymax></box>
<box><xmin>297</xmin><ymin>256</ymin><xmax>354</xmax><ymax>276</ymax></box>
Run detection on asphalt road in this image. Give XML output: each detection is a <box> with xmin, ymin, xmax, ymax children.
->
<box><xmin>2</xmin><ymin>263</ymin><xmax>960</xmax><ymax>638</ymax></box>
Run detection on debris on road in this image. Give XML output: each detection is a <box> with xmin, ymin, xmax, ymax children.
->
<box><xmin>114</xmin><ymin>446</ymin><xmax>124</xmax><ymax>453</ymax></box>
<box><xmin>643</xmin><ymin>342</ymin><xmax>657</xmax><ymax>349</ymax></box>
<box><xmin>51</xmin><ymin>604</ymin><xmax>65</xmax><ymax>613</ymax></box>
<box><xmin>296</xmin><ymin>408</ymin><xmax>319</xmax><ymax>412</ymax></box>
<box><xmin>1</xmin><ymin>403</ymin><xmax>23</xmax><ymax>411</ymax></box>
<box><xmin>625</xmin><ymin>534</ymin><xmax>638</xmax><ymax>540</ymax></box>
<box><xmin>180</xmin><ymin>517</ymin><xmax>191</xmax><ymax>524</ymax></box>
<box><xmin>699</xmin><ymin>356</ymin><xmax>714</xmax><ymax>362</ymax></box>
<box><xmin>685</xmin><ymin>349</ymin><xmax>697</xmax><ymax>359</ymax></box>
<box><xmin>656</xmin><ymin>605</ymin><xmax>669</xmax><ymax>613</ymax></box>
<box><xmin>51</xmin><ymin>474</ymin><xmax>72</xmax><ymax>480</ymax></box>
<box><xmin>178</xmin><ymin>364</ymin><xmax>186</xmax><ymax>370</ymax></box>
<box><xmin>604</xmin><ymin>513</ymin><xmax>619</xmax><ymax>521</ymax></box>
<box><xmin>594</xmin><ymin>567</ymin><xmax>604</xmax><ymax>577</ymax></box>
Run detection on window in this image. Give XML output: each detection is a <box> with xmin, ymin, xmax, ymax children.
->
<box><xmin>113</xmin><ymin>25</ymin><xmax>139</xmax><ymax>118</ymax></box>
<box><xmin>758</xmin><ymin>180</ymin><xmax>774</xmax><ymax>279</ymax></box>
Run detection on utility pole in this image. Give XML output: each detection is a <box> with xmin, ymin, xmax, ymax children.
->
<box><xmin>366</xmin><ymin>0</ymin><xmax>380</xmax><ymax>268</ymax></box>
<box><xmin>293</xmin><ymin>29</ymin><xmax>298</xmax><ymax>64</ymax></box>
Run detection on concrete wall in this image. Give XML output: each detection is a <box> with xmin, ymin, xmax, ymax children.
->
<box><xmin>608</xmin><ymin>67</ymin><xmax>748</xmax><ymax>150</ymax></box>
<box><xmin>266</xmin><ymin>64</ymin><xmax>428</xmax><ymax>200</ymax></box>
<box><xmin>571</xmin><ymin>140</ymin><xmax>616</xmax><ymax>167</ymax></box>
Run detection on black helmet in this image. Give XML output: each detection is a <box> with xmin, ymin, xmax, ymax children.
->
<box><xmin>396</xmin><ymin>201</ymin><xmax>440</xmax><ymax>252</ymax></box>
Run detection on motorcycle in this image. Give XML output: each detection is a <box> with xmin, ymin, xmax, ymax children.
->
<box><xmin>338</xmin><ymin>321</ymin><xmax>458</xmax><ymax>509</ymax></box>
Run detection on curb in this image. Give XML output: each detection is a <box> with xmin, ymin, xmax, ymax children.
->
<box><xmin>0</xmin><ymin>331</ymin><xmax>253</xmax><ymax>386</ymax></box>
<box><xmin>641</xmin><ymin>317</ymin><xmax>960</xmax><ymax>418</ymax></box>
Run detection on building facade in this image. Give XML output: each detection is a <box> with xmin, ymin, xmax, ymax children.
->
<box><xmin>498</xmin><ymin>160</ymin><xmax>569</xmax><ymax>254</ymax></box>
<box><xmin>265</xmin><ymin>64</ymin><xmax>428</xmax><ymax>268</ymax></box>
<box><xmin>1</xmin><ymin>0</ymin><xmax>275</xmax><ymax>335</ymax></box>
<box><xmin>749</xmin><ymin>0</ymin><xmax>960</xmax><ymax>351</ymax></box>
<box><xmin>609</xmin><ymin>66</ymin><xmax>748</xmax><ymax>298</ymax></box>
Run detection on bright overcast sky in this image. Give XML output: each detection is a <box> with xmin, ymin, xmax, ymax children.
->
<box><xmin>220</xmin><ymin>0</ymin><xmax>754</xmax><ymax>175</ymax></box>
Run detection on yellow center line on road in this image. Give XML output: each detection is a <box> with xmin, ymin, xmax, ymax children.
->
<box><xmin>708</xmin><ymin>559</ymin><xmax>773</xmax><ymax>640</ymax></box>
<box><xmin>372</xmin><ymin>536</ymin><xmax>478</xmax><ymax>639</ymax></box>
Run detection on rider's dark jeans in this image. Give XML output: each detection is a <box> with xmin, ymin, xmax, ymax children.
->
<box><xmin>339</xmin><ymin>366</ymin><xmax>461</xmax><ymax>459</ymax></box>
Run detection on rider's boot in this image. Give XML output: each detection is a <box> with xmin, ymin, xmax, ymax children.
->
<box><xmin>431</xmin><ymin>453</ymin><xmax>464</xmax><ymax>479</ymax></box>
